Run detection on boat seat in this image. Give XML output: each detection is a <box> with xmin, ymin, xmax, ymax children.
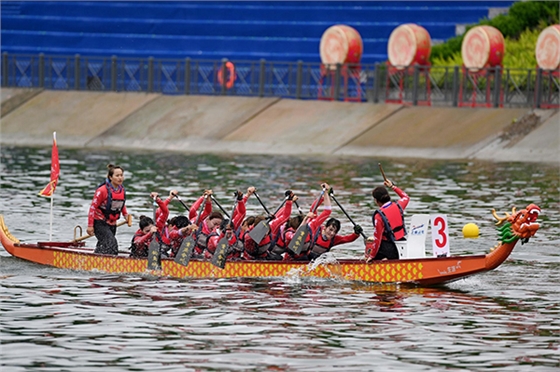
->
<box><xmin>397</xmin><ymin>214</ymin><xmax>430</xmax><ymax>259</ymax></box>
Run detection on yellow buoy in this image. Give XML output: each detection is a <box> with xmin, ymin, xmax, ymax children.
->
<box><xmin>462</xmin><ymin>223</ymin><xmax>479</xmax><ymax>238</ymax></box>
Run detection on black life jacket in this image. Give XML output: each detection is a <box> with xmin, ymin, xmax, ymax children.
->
<box><xmin>97</xmin><ymin>179</ymin><xmax>126</xmax><ymax>222</ymax></box>
<box><xmin>267</xmin><ymin>226</ymin><xmax>288</xmax><ymax>256</ymax></box>
<box><xmin>309</xmin><ymin>227</ymin><xmax>336</xmax><ymax>257</ymax></box>
<box><xmin>372</xmin><ymin>202</ymin><xmax>406</xmax><ymax>242</ymax></box>
<box><xmin>129</xmin><ymin>233</ymin><xmax>146</xmax><ymax>258</ymax></box>
<box><xmin>129</xmin><ymin>231</ymin><xmax>169</xmax><ymax>258</ymax></box>
<box><xmin>224</xmin><ymin>226</ymin><xmax>245</xmax><ymax>256</ymax></box>
<box><xmin>194</xmin><ymin>224</ymin><xmax>216</xmax><ymax>254</ymax></box>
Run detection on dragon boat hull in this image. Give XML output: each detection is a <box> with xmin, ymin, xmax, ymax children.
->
<box><xmin>1</xmin><ymin>210</ymin><xmax>539</xmax><ymax>286</ymax></box>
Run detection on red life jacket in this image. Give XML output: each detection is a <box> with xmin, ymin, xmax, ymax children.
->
<box><xmin>372</xmin><ymin>202</ymin><xmax>406</xmax><ymax>242</ymax></box>
<box><xmin>244</xmin><ymin>227</ymin><xmax>276</xmax><ymax>258</ymax></box>
<box><xmin>97</xmin><ymin>180</ymin><xmax>126</xmax><ymax>223</ymax></box>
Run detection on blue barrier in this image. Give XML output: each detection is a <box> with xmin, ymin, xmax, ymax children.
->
<box><xmin>2</xmin><ymin>0</ymin><xmax>516</xmax><ymax>63</ymax></box>
<box><xmin>18</xmin><ymin>1</ymin><xmax>498</xmax><ymax>23</ymax></box>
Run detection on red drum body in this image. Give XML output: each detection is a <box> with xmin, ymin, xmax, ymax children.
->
<box><xmin>320</xmin><ymin>25</ymin><xmax>363</xmax><ymax>68</ymax></box>
<box><xmin>461</xmin><ymin>26</ymin><xmax>505</xmax><ymax>71</ymax></box>
<box><xmin>387</xmin><ymin>24</ymin><xmax>431</xmax><ymax>68</ymax></box>
<box><xmin>536</xmin><ymin>24</ymin><xmax>560</xmax><ymax>71</ymax></box>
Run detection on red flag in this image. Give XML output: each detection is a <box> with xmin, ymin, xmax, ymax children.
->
<box><xmin>38</xmin><ymin>132</ymin><xmax>60</xmax><ymax>197</ymax></box>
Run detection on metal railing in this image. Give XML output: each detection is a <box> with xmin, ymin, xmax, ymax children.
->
<box><xmin>1</xmin><ymin>52</ymin><xmax>558</xmax><ymax>108</ymax></box>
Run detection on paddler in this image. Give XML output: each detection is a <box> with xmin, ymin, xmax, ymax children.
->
<box><xmin>366</xmin><ymin>178</ymin><xmax>409</xmax><ymax>262</ymax></box>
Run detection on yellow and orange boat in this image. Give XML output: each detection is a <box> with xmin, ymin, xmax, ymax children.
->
<box><xmin>0</xmin><ymin>204</ymin><xmax>541</xmax><ymax>286</ymax></box>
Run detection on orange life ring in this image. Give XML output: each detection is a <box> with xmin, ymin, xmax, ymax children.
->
<box><xmin>217</xmin><ymin>61</ymin><xmax>236</xmax><ymax>89</ymax></box>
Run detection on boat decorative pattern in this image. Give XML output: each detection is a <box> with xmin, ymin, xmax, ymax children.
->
<box><xmin>52</xmin><ymin>250</ymin><xmax>424</xmax><ymax>282</ymax></box>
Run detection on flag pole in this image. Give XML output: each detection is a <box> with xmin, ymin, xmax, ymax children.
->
<box><xmin>49</xmin><ymin>131</ymin><xmax>56</xmax><ymax>241</ymax></box>
<box><xmin>49</xmin><ymin>193</ymin><xmax>54</xmax><ymax>241</ymax></box>
<box><xmin>38</xmin><ymin>131</ymin><xmax>59</xmax><ymax>241</ymax></box>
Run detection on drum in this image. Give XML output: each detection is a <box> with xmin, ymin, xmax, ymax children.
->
<box><xmin>536</xmin><ymin>24</ymin><xmax>560</xmax><ymax>71</ymax></box>
<box><xmin>387</xmin><ymin>23</ymin><xmax>432</xmax><ymax>68</ymax></box>
<box><xmin>461</xmin><ymin>25</ymin><xmax>505</xmax><ymax>70</ymax></box>
<box><xmin>320</xmin><ymin>25</ymin><xmax>363</xmax><ymax>68</ymax></box>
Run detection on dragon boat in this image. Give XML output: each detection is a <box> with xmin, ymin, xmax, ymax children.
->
<box><xmin>0</xmin><ymin>204</ymin><xmax>541</xmax><ymax>286</ymax></box>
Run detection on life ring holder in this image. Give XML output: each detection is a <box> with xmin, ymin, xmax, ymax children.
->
<box><xmin>217</xmin><ymin>61</ymin><xmax>236</xmax><ymax>89</ymax></box>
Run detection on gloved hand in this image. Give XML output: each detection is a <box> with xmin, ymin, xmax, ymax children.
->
<box><xmin>353</xmin><ymin>224</ymin><xmax>363</xmax><ymax>235</ymax></box>
<box><xmin>220</xmin><ymin>219</ymin><xmax>232</xmax><ymax>231</ymax></box>
<box><xmin>234</xmin><ymin>190</ymin><xmax>243</xmax><ymax>201</ymax></box>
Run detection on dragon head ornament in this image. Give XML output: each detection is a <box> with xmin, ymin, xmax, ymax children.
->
<box><xmin>492</xmin><ymin>204</ymin><xmax>541</xmax><ymax>243</ymax></box>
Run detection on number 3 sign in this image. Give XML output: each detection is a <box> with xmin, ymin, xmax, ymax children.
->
<box><xmin>431</xmin><ymin>214</ymin><xmax>450</xmax><ymax>257</ymax></box>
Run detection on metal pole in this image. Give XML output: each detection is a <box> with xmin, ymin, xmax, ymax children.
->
<box><xmin>452</xmin><ymin>66</ymin><xmax>459</xmax><ymax>107</ymax></box>
<box><xmin>535</xmin><ymin>68</ymin><xmax>542</xmax><ymax>109</ymax></box>
<box><xmin>2</xmin><ymin>52</ymin><xmax>8</xmax><ymax>87</ymax></box>
<box><xmin>185</xmin><ymin>57</ymin><xmax>191</xmax><ymax>95</ymax></box>
<box><xmin>221</xmin><ymin>58</ymin><xmax>227</xmax><ymax>95</ymax></box>
<box><xmin>111</xmin><ymin>55</ymin><xmax>117</xmax><ymax>91</ymax></box>
<box><xmin>373</xmin><ymin>63</ymin><xmax>381</xmax><ymax>103</ymax></box>
<box><xmin>525</xmin><ymin>69</ymin><xmax>532</xmax><ymax>106</ymax></box>
<box><xmin>493</xmin><ymin>66</ymin><xmax>501</xmax><ymax>108</ymax></box>
<box><xmin>412</xmin><ymin>64</ymin><xmax>419</xmax><ymax>106</ymax></box>
<box><xmin>148</xmin><ymin>57</ymin><xmax>154</xmax><ymax>93</ymax></box>
<box><xmin>334</xmin><ymin>63</ymin><xmax>341</xmax><ymax>101</ymax></box>
<box><xmin>259</xmin><ymin>59</ymin><xmax>266</xmax><ymax>97</ymax></box>
<box><xmin>296</xmin><ymin>60</ymin><xmax>303</xmax><ymax>99</ymax></box>
<box><xmin>74</xmin><ymin>54</ymin><xmax>80</xmax><ymax>90</ymax></box>
<box><xmin>38</xmin><ymin>53</ymin><xmax>44</xmax><ymax>88</ymax></box>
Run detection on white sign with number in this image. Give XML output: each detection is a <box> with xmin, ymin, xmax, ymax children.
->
<box><xmin>431</xmin><ymin>214</ymin><xmax>450</xmax><ymax>257</ymax></box>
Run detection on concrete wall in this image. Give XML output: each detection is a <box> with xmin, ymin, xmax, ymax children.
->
<box><xmin>1</xmin><ymin>88</ymin><xmax>557</xmax><ymax>163</ymax></box>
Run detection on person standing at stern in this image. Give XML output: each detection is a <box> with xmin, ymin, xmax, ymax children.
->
<box><xmin>87</xmin><ymin>164</ymin><xmax>132</xmax><ymax>255</ymax></box>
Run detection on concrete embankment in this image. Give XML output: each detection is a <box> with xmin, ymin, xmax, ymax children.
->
<box><xmin>1</xmin><ymin>88</ymin><xmax>558</xmax><ymax>163</ymax></box>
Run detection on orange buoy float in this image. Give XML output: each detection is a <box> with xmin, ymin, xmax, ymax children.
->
<box><xmin>387</xmin><ymin>23</ymin><xmax>432</xmax><ymax>68</ymax></box>
<box><xmin>319</xmin><ymin>25</ymin><xmax>363</xmax><ymax>69</ymax></box>
<box><xmin>461</xmin><ymin>25</ymin><xmax>505</xmax><ymax>71</ymax></box>
<box><xmin>536</xmin><ymin>24</ymin><xmax>560</xmax><ymax>71</ymax></box>
<box><xmin>217</xmin><ymin>61</ymin><xmax>236</xmax><ymax>89</ymax></box>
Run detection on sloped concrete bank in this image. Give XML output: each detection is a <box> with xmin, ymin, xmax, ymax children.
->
<box><xmin>1</xmin><ymin>88</ymin><xmax>558</xmax><ymax>164</ymax></box>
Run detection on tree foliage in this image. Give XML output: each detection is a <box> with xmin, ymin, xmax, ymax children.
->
<box><xmin>430</xmin><ymin>0</ymin><xmax>560</xmax><ymax>67</ymax></box>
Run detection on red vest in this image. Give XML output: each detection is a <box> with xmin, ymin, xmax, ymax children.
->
<box><xmin>374</xmin><ymin>202</ymin><xmax>406</xmax><ymax>241</ymax></box>
<box><xmin>98</xmin><ymin>182</ymin><xmax>125</xmax><ymax>223</ymax></box>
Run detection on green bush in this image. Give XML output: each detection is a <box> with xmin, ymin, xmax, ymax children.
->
<box><xmin>430</xmin><ymin>0</ymin><xmax>559</xmax><ymax>67</ymax></box>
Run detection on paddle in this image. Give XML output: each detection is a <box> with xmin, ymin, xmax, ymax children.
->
<box><xmin>210</xmin><ymin>195</ymin><xmax>231</xmax><ymax>219</ymax></box>
<box><xmin>147</xmin><ymin>231</ymin><xmax>163</xmax><ymax>271</ymax></box>
<box><xmin>172</xmin><ymin>193</ymin><xmax>190</xmax><ymax>211</ymax></box>
<box><xmin>73</xmin><ymin>219</ymin><xmax>130</xmax><ymax>242</ymax></box>
<box><xmin>288</xmin><ymin>188</ymin><xmax>326</xmax><ymax>254</ymax></box>
<box><xmin>174</xmin><ymin>197</ymin><xmax>206</xmax><ymax>266</ymax></box>
<box><xmin>152</xmin><ymin>198</ymin><xmax>158</xmax><ymax>221</ymax></box>
<box><xmin>294</xmin><ymin>200</ymin><xmax>304</xmax><ymax>216</ymax></box>
<box><xmin>211</xmin><ymin>195</ymin><xmax>237</xmax><ymax>269</ymax></box>
<box><xmin>249</xmin><ymin>193</ymin><xmax>289</xmax><ymax>244</ymax></box>
<box><xmin>329</xmin><ymin>190</ymin><xmax>367</xmax><ymax>240</ymax></box>
<box><xmin>378</xmin><ymin>162</ymin><xmax>388</xmax><ymax>183</ymax></box>
<box><xmin>253</xmin><ymin>191</ymin><xmax>273</xmax><ymax>217</ymax></box>
<box><xmin>146</xmin><ymin>195</ymin><xmax>163</xmax><ymax>270</ymax></box>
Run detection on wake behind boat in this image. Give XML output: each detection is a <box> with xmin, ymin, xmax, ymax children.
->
<box><xmin>0</xmin><ymin>203</ymin><xmax>541</xmax><ymax>286</ymax></box>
